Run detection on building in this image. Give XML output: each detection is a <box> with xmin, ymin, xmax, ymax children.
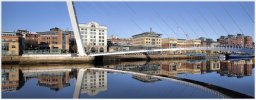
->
<box><xmin>244</xmin><ymin>36</ymin><xmax>253</xmax><ymax>48</ymax></box>
<box><xmin>24</xmin><ymin>32</ymin><xmax>39</xmax><ymax>50</ymax></box>
<box><xmin>37</xmin><ymin>27</ymin><xmax>70</xmax><ymax>53</ymax></box>
<box><xmin>67</xmin><ymin>31</ymin><xmax>77</xmax><ymax>53</ymax></box>
<box><xmin>79</xmin><ymin>21</ymin><xmax>107</xmax><ymax>53</ymax></box>
<box><xmin>107</xmin><ymin>35</ymin><xmax>133</xmax><ymax>46</ymax></box>
<box><xmin>80</xmin><ymin>70</ymin><xmax>107</xmax><ymax>96</ymax></box>
<box><xmin>161</xmin><ymin>38</ymin><xmax>201</xmax><ymax>48</ymax></box>
<box><xmin>16</xmin><ymin>30</ymin><xmax>30</xmax><ymax>39</ymax></box>
<box><xmin>217</xmin><ymin>34</ymin><xmax>253</xmax><ymax>48</ymax></box>
<box><xmin>107</xmin><ymin>35</ymin><xmax>133</xmax><ymax>52</ymax></box>
<box><xmin>2</xmin><ymin>32</ymin><xmax>24</xmax><ymax>56</ymax></box>
<box><xmin>198</xmin><ymin>37</ymin><xmax>214</xmax><ymax>47</ymax></box>
<box><xmin>132</xmin><ymin>28</ymin><xmax>162</xmax><ymax>48</ymax></box>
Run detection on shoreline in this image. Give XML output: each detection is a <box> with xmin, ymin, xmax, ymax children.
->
<box><xmin>2</xmin><ymin>55</ymin><xmax>95</xmax><ymax>65</ymax></box>
<box><xmin>1</xmin><ymin>54</ymin><xmax>220</xmax><ymax>65</ymax></box>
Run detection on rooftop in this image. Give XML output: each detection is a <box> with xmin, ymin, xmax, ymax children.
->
<box><xmin>132</xmin><ymin>28</ymin><xmax>162</xmax><ymax>38</ymax></box>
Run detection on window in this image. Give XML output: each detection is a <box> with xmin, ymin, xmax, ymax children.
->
<box><xmin>12</xmin><ymin>45</ymin><xmax>16</xmax><ymax>48</ymax></box>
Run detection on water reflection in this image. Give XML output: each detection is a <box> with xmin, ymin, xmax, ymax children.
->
<box><xmin>1</xmin><ymin>59</ymin><xmax>254</xmax><ymax>98</ymax></box>
<box><xmin>102</xmin><ymin>59</ymin><xmax>254</xmax><ymax>78</ymax></box>
<box><xmin>81</xmin><ymin>70</ymin><xmax>107</xmax><ymax>96</ymax></box>
<box><xmin>2</xmin><ymin>67</ymin><xmax>24</xmax><ymax>92</ymax></box>
<box><xmin>219</xmin><ymin>60</ymin><xmax>253</xmax><ymax>78</ymax></box>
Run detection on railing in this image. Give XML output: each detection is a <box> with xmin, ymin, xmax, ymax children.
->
<box><xmin>23</xmin><ymin>49</ymin><xmax>69</xmax><ymax>54</ymax></box>
<box><xmin>89</xmin><ymin>46</ymin><xmax>254</xmax><ymax>56</ymax></box>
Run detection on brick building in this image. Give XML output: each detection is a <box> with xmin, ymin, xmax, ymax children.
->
<box><xmin>2</xmin><ymin>32</ymin><xmax>24</xmax><ymax>56</ymax></box>
<box><xmin>217</xmin><ymin>34</ymin><xmax>253</xmax><ymax>48</ymax></box>
<box><xmin>37</xmin><ymin>27</ymin><xmax>70</xmax><ymax>53</ymax></box>
<box><xmin>25</xmin><ymin>32</ymin><xmax>39</xmax><ymax>50</ymax></box>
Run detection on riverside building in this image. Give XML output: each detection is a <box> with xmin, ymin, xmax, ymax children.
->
<box><xmin>2</xmin><ymin>32</ymin><xmax>24</xmax><ymax>56</ymax></box>
<box><xmin>131</xmin><ymin>28</ymin><xmax>162</xmax><ymax>49</ymax></box>
<box><xmin>37</xmin><ymin>27</ymin><xmax>70</xmax><ymax>53</ymax></box>
<box><xmin>79</xmin><ymin>21</ymin><xmax>107</xmax><ymax>53</ymax></box>
<box><xmin>217</xmin><ymin>34</ymin><xmax>253</xmax><ymax>48</ymax></box>
<box><xmin>161</xmin><ymin>38</ymin><xmax>201</xmax><ymax>48</ymax></box>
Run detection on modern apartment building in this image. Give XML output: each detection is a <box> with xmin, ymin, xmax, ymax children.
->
<box><xmin>79</xmin><ymin>21</ymin><xmax>107</xmax><ymax>53</ymax></box>
<box><xmin>132</xmin><ymin>28</ymin><xmax>162</xmax><ymax>48</ymax></box>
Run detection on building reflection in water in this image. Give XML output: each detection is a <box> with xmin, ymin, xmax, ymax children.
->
<box><xmin>23</xmin><ymin>69</ymin><xmax>76</xmax><ymax>91</ymax></box>
<box><xmin>1</xmin><ymin>59</ymin><xmax>254</xmax><ymax>95</ymax></box>
<box><xmin>1</xmin><ymin>66</ymin><xmax>80</xmax><ymax>92</ymax></box>
<box><xmin>36</xmin><ymin>72</ymin><xmax>71</xmax><ymax>91</ymax></box>
<box><xmin>103</xmin><ymin>59</ymin><xmax>254</xmax><ymax>78</ymax></box>
<box><xmin>80</xmin><ymin>70</ymin><xmax>107</xmax><ymax>96</ymax></box>
<box><xmin>2</xmin><ymin>66</ymin><xmax>25</xmax><ymax>92</ymax></box>
<box><xmin>219</xmin><ymin>60</ymin><xmax>254</xmax><ymax>78</ymax></box>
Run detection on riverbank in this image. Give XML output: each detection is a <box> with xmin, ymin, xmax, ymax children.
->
<box><xmin>2</xmin><ymin>54</ymin><xmax>220</xmax><ymax>65</ymax></box>
<box><xmin>2</xmin><ymin>55</ymin><xmax>94</xmax><ymax>65</ymax></box>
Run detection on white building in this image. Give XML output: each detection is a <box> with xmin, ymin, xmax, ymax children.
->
<box><xmin>79</xmin><ymin>21</ymin><xmax>107</xmax><ymax>53</ymax></box>
<box><xmin>80</xmin><ymin>70</ymin><xmax>107</xmax><ymax>96</ymax></box>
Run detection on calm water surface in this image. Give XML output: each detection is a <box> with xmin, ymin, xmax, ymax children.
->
<box><xmin>2</xmin><ymin>58</ymin><xmax>254</xmax><ymax>98</ymax></box>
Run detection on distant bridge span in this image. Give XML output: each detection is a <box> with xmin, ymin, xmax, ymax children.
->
<box><xmin>89</xmin><ymin>47</ymin><xmax>254</xmax><ymax>56</ymax></box>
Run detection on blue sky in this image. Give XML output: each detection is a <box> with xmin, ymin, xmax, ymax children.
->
<box><xmin>2</xmin><ymin>2</ymin><xmax>254</xmax><ymax>40</ymax></box>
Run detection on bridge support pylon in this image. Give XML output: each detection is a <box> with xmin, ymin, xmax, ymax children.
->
<box><xmin>67</xmin><ymin>0</ymin><xmax>86</xmax><ymax>56</ymax></box>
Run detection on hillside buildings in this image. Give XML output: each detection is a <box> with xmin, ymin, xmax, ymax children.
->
<box><xmin>79</xmin><ymin>21</ymin><xmax>107</xmax><ymax>53</ymax></box>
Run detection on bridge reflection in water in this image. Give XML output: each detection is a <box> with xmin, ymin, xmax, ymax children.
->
<box><xmin>1</xmin><ymin>59</ymin><xmax>254</xmax><ymax>98</ymax></box>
